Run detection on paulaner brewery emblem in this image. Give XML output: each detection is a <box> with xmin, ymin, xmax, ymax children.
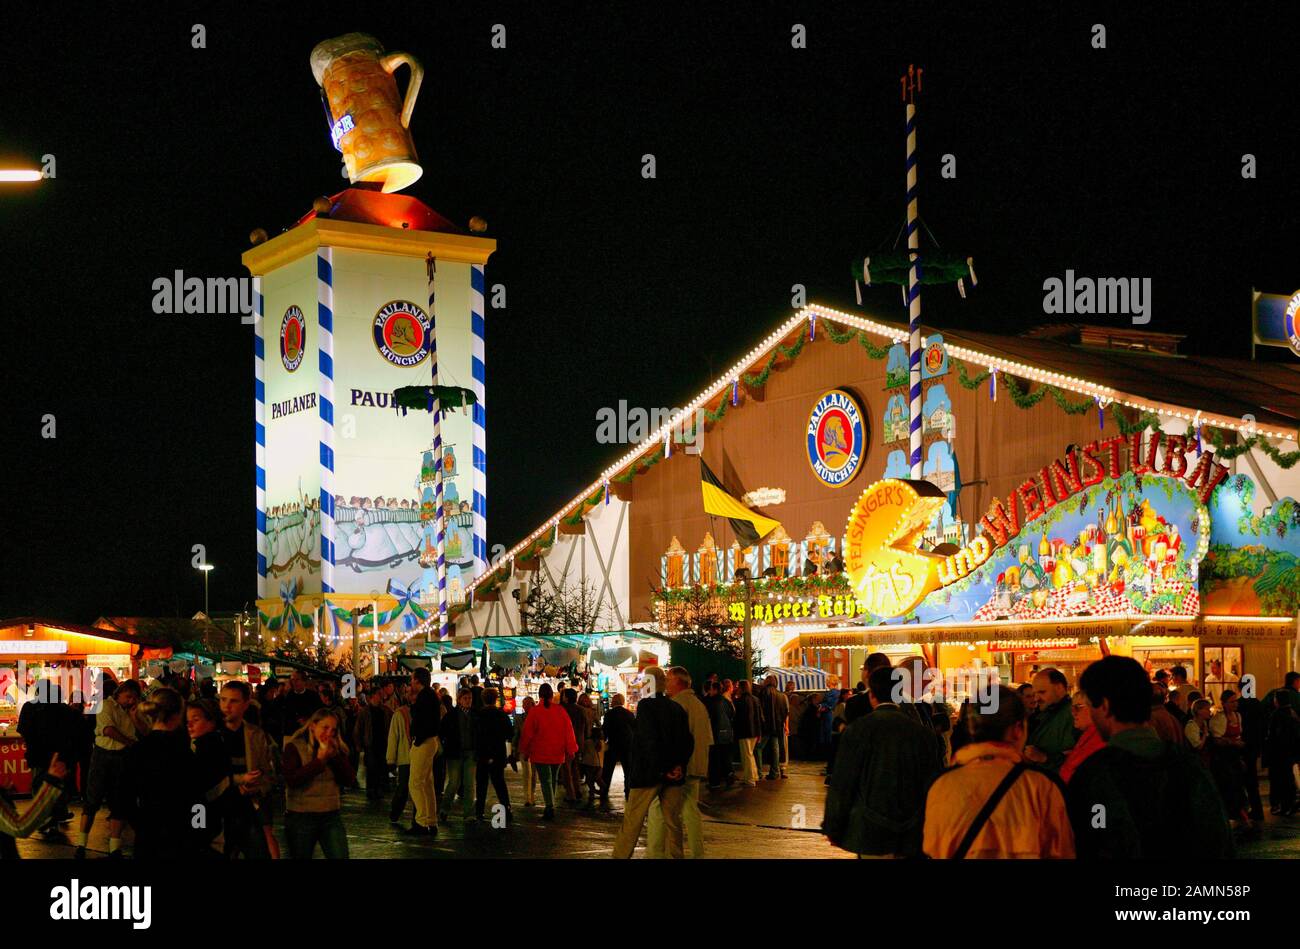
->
<box><xmin>807</xmin><ymin>389</ymin><xmax>867</xmax><ymax>487</ymax></box>
<box><xmin>280</xmin><ymin>305</ymin><xmax>306</xmax><ymax>372</ymax></box>
<box><xmin>373</xmin><ymin>300</ymin><xmax>431</xmax><ymax>367</ymax></box>
<box><xmin>1285</xmin><ymin>290</ymin><xmax>1300</xmax><ymax>358</ymax></box>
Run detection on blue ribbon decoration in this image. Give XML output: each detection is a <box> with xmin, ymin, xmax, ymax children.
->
<box><xmin>386</xmin><ymin>579</ymin><xmax>429</xmax><ymax>632</ymax></box>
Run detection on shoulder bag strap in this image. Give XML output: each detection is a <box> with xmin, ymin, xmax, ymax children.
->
<box><xmin>952</xmin><ymin>762</ymin><xmax>1026</xmax><ymax>859</ymax></box>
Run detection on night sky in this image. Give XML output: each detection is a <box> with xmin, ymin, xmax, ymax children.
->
<box><xmin>3</xmin><ymin>3</ymin><xmax>1298</xmax><ymax>621</ymax></box>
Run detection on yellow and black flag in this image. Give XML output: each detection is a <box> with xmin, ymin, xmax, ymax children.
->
<box><xmin>700</xmin><ymin>458</ymin><xmax>780</xmax><ymax>547</ymax></box>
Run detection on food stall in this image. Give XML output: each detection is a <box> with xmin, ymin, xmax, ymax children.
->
<box><xmin>0</xmin><ymin>618</ymin><xmax>166</xmax><ymax>795</ymax></box>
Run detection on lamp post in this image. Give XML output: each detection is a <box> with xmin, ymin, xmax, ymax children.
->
<box><xmin>197</xmin><ymin>563</ymin><xmax>214</xmax><ymax>617</ymax></box>
<box><xmin>350</xmin><ymin>603</ymin><xmax>374</xmax><ymax>682</ymax></box>
<box><xmin>370</xmin><ymin>590</ymin><xmax>383</xmax><ymax>677</ymax></box>
<box><xmin>741</xmin><ymin>573</ymin><xmax>754</xmax><ymax>684</ymax></box>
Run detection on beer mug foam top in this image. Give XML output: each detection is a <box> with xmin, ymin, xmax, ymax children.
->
<box><xmin>311</xmin><ymin>33</ymin><xmax>424</xmax><ymax>193</ymax></box>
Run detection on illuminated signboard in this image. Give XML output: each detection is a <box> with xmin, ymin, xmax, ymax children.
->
<box><xmin>1286</xmin><ymin>290</ymin><xmax>1300</xmax><ymax>357</ymax></box>
<box><xmin>806</xmin><ymin>389</ymin><xmax>867</xmax><ymax>488</ymax></box>
<box><xmin>0</xmin><ymin>641</ymin><xmax>68</xmax><ymax>654</ymax></box>
<box><xmin>729</xmin><ymin>594</ymin><xmax>868</xmax><ymax>625</ymax></box>
<box><xmin>846</xmin><ymin>435</ymin><xmax>1228</xmax><ymax>619</ymax></box>
<box><xmin>844</xmin><ymin>478</ymin><xmax>949</xmax><ymax>617</ymax></box>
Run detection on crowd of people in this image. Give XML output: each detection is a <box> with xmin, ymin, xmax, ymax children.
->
<box><xmin>1</xmin><ymin>661</ymin><xmax>746</xmax><ymax>859</ymax></box>
<box><xmin>822</xmin><ymin>655</ymin><xmax>1300</xmax><ymax>859</ymax></box>
<box><xmin>6</xmin><ymin>654</ymin><xmax>1299</xmax><ymax>861</ymax></box>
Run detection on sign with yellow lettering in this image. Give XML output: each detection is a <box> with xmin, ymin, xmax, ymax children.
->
<box><xmin>728</xmin><ymin>594</ymin><xmax>868</xmax><ymax>625</ymax></box>
<box><xmin>844</xmin><ymin>479</ymin><xmax>950</xmax><ymax>618</ymax></box>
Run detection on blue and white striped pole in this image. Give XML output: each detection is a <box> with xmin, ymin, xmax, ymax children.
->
<box><xmin>317</xmin><ymin>248</ymin><xmax>337</xmax><ymax>596</ymax></box>
<box><xmin>470</xmin><ymin>264</ymin><xmax>487</xmax><ymax>583</ymax></box>
<box><xmin>426</xmin><ymin>254</ymin><xmax>448</xmax><ymax>641</ymax></box>
<box><xmin>904</xmin><ymin>64</ymin><xmax>923</xmax><ymax>479</ymax></box>
<box><xmin>254</xmin><ymin>277</ymin><xmax>267</xmax><ymax>599</ymax></box>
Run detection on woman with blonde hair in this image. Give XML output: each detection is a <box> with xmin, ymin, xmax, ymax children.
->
<box><xmin>116</xmin><ymin>686</ymin><xmax>200</xmax><ymax>858</ymax></box>
<box><xmin>282</xmin><ymin>707</ymin><xmax>355</xmax><ymax>858</ymax></box>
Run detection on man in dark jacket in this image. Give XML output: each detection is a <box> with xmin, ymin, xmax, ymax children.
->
<box><xmin>612</xmin><ymin>667</ymin><xmax>693</xmax><ymax>858</ymax></box>
<box><xmin>474</xmin><ymin>688</ymin><xmax>514</xmax><ymax>822</ymax></box>
<box><xmin>757</xmin><ymin>675</ymin><xmax>789</xmax><ymax>780</ymax></box>
<box><xmin>1235</xmin><ymin>676</ymin><xmax>1266</xmax><ymax>823</ymax></box>
<box><xmin>1067</xmin><ymin>656</ymin><xmax>1233</xmax><ymax>859</ymax></box>
<box><xmin>600</xmin><ymin>693</ymin><xmax>636</xmax><ymax>805</ymax></box>
<box><xmin>17</xmin><ymin>679</ymin><xmax>82</xmax><ymax>833</ymax></box>
<box><xmin>824</xmin><ymin>666</ymin><xmax>946</xmax><ymax>858</ymax></box>
<box><xmin>1024</xmin><ymin>668</ymin><xmax>1076</xmax><ymax>773</ymax></box>
<box><xmin>405</xmin><ymin>667</ymin><xmax>442</xmax><ymax>836</ymax></box>
<box><xmin>704</xmin><ymin>681</ymin><xmax>735</xmax><ymax>789</ymax></box>
<box><xmin>845</xmin><ymin>653</ymin><xmax>893</xmax><ymax>725</ymax></box>
<box><xmin>733</xmin><ymin>680</ymin><xmax>762</xmax><ymax>786</ymax></box>
<box><xmin>438</xmin><ymin>689</ymin><xmax>479</xmax><ymax>821</ymax></box>
<box><xmin>281</xmin><ymin>671</ymin><xmax>323</xmax><ymax>731</ymax></box>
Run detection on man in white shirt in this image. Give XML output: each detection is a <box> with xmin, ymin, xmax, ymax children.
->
<box><xmin>73</xmin><ymin>679</ymin><xmax>140</xmax><ymax>859</ymax></box>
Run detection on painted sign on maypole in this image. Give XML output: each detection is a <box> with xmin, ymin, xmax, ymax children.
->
<box><xmin>903</xmin><ymin>64</ymin><xmax>923</xmax><ymax>479</ymax></box>
<box><xmin>426</xmin><ymin>254</ymin><xmax>449</xmax><ymax>641</ymax></box>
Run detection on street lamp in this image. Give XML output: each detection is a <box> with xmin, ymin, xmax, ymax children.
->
<box><xmin>197</xmin><ymin>563</ymin><xmax>214</xmax><ymax>617</ymax></box>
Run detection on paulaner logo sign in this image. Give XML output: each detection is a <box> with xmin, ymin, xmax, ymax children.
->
<box><xmin>1285</xmin><ymin>289</ymin><xmax>1300</xmax><ymax>357</ymax></box>
<box><xmin>372</xmin><ymin>300</ymin><xmax>430</xmax><ymax>367</ymax></box>
<box><xmin>807</xmin><ymin>389</ymin><xmax>866</xmax><ymax>488</ymax></box>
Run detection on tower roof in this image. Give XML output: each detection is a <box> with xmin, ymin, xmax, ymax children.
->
<box><xmin>293</xmin><ymin>188</ymin><xmax>464</xmax><ymax>233</ymax></box>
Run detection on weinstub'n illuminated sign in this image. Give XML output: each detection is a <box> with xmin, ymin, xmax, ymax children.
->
<box><xmin>846</xmin><ymin>432</ymin><xmax>1229</xmax><ymax>618</ymax></box>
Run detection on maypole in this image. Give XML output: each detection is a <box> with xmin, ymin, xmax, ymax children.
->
<box><xmin>903</xmin><ymin>63</ymin><xmax>923</xmax><ymax>479</ymax></box>
<box><xmin>426</xmin><ymin>253</ymin><xmax>448</xmax><ymax>641</ymax></box>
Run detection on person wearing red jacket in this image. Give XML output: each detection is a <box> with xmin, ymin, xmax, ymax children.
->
<box><xmin>1059</xmin><ymin>689</ymin><xmax>1106</xmax><ymax>784</ymax></box>
<box><xmin>518</xmin><ymin>683</ymin><xmax>578</xmax><ymax>821</ymax></box>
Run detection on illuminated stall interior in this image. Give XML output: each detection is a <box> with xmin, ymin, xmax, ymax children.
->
<box><xmin>0</xmin><ymin>618</ymin><xmax>166</xmax><ymax>730</ymax></box>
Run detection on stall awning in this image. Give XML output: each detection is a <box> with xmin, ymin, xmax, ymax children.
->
<box><xmin>413</xmin><ymin>630</ymin><xmax>661</xmax><ymax>656</ymax></box>
<box><xmin>788</xmin><ymin>615</ymin><xmax>1297</xmax><ymax>650</ymax></box>
<box><xmin>760</xmin><ymin>666</ymin><xmax>829</xmax><ymax>690</ymax></box>
<box><xmin>168</xmin><ymin>642</ymin><xmax>345</xmax><ymax>680</ymax></box>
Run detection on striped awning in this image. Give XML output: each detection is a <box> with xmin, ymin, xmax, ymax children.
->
<box><xmin>760</xmin><ymin>666</ymin><xmax>830</xmax><ymax>690</ymax></box>
<box><xmin>415</xmin><ymin>629</ymin><xmax>658</xmax><ymax>656</ymax></box>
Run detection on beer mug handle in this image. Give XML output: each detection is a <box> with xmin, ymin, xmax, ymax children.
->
<box><xmin>381</xmin><ymin>52</ymin><xmax>424</xmax><ymax>129</ymax></box>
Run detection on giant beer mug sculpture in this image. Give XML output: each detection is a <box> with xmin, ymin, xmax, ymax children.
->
<box><xmin>311</xmin><ymin>33</ymin><xmax>424</xmax><ymax>193</ymax></box>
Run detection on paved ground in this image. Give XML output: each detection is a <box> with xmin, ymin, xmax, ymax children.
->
<box><xmin>18</xmin><ymin>760</ymin><xmax>1298</xmax><ymax>858</ymax></box>
<box><xmin>17</xmin><ymin>760</ymin><xmax>849</xmax><ymax>859</ymax></box>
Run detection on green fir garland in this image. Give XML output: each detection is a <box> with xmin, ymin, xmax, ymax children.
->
<box><xmin>823</xmin><ymin>320</ymin><xmax>893</xmax><ymax>358</ymax></box>
<box><xmin>1200</xmin><ymin>426</ymin><xmax>1300</xmax><ymax>469</ymax></box>
<box><xmin>742</xmin><ymin>333</ymin><xmax>808</xmax><ymax>388</ymax></box>
<box><xmin>1001</xmin><ymin>373</ymin><xmax>1049</xmax><ymax>409</ymax></box>
<box><xmin>955</xmin><ymin>360</ymin><xmax>991</xmax><ymax>389</ymax></box>
<box><xmin>1109</xmin><ymin>404</ymin><xmax>1162</xmax><ymax>436</ymax></box>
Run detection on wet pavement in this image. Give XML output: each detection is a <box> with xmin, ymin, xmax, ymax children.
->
<box><xmin>16</xmin><ymin>760</ymin><xmax>850</xmax><ymax>859</ymax></box>
<box><xmin>17</xmin><ymin>760</ymin><xmax>1298</xmax><ymax>859</ymax></box>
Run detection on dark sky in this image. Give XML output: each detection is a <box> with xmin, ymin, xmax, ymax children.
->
<box><xmin>2</xmin><ymin>3</ymin><xmax>1298</xmax><ymax>621</ymax></box>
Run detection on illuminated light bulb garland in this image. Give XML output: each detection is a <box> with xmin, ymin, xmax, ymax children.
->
<box><xmin>464</xmin><ymin>302</ymin><xmax>1297</xmax><ymax>597</ymax></box>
